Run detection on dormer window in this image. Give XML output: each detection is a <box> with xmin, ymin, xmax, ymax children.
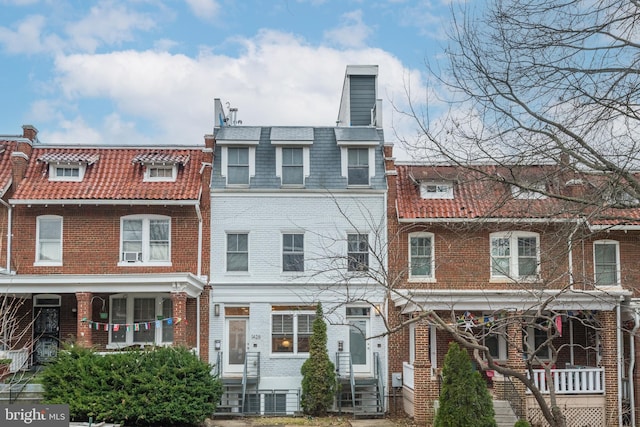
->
<box><xmin>216</xmin><ymin>127</ymin><xmax>261</xmax><ymax>187</ymax></box>
<box><xmin>271</xmin><ymin>127</ymin><xmax>313</xmax><ymax>187</ymax></box>
<box><xmin>132</xmin><ymin>152</ymin><xmax>190</xmax><ymax>183</ymax></box>
<box><xmin>145</xmin><ymin>165</ymin><xmax>177</xmax><ymax>182</ymax></box>
<box><xmin>511</xmin><ymin>183</ymin><xmax>547</xmax><ymax>199</ymax></box>
<box><xmin>38</xmin><ymin>152</ymin><xmax>99</xmax><ymax>182</ymax></box>
<box><xmin>420</xmin><ymin>181</ymin><xmax>454</xmax><ymax>199</ymax></box>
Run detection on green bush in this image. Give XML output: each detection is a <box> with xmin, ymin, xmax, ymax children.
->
<box><xmin>300</xmin><ymin>303</ymin><xmax>336</xmax><ymax>416</ymax></box>
<box><xmin>41</xmin><ymin>345</ymin><xmax>222</xmax><ymax>426</ymax></box>
<box><xmin>435</xmin><ymin>342</ymin><xmax>496</xmax><ymax>427</ymax></box>
<box><xmin>514</xmin><ymin>419</ymin><xmax>531</xmax><ymax>427</ymax></box>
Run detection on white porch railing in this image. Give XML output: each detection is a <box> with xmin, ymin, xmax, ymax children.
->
<box><xmin>0</xmin><ymin>348</ymin><xmax>29</xmax><ymax>373</ymax></box>
<box><xmin>529</xmin><ymin>367</ymin><xmax>605</xmax><ymax>394</ymax></box>
<box><xmin>403</xmin><ymin>362</ymin><xmax>414</xmax><ymax>390</ymax></box>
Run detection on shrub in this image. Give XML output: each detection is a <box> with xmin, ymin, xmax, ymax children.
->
<box><xmin>435</xmin><ymin>342</ymin><xmax>496</xmax><ymax>427</ymax></box>
<box><xmin>41</xmin><ymin>345</ymin><xmax>222</xmax><ymax>426</ymax></box>
<box><xmin>300</xmin><ymin>303</ymin><xmax>336</xmax><ymax>416</ymax></box>
<box><xmin>514</xmin><ymin>420</ymin><xmax>531</xmax><ymax>427</ymax></box>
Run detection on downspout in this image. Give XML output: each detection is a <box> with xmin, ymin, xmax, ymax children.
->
<box><xmin>629</xmin><ymin>307</ymin><xmax>640</xmax><ymax>427</ymax></box>
<box><xmin>0</xmin><ymin>198</ymin><xmax>11</xmax><ymax>273</ymax></box>
<box><xmin>618</xmin><ymin>301</ymin><xmax>623</xmax><ymax>427</ymax></box>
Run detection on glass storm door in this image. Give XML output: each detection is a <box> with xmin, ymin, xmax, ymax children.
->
<box><xmin>349</xmin><ymin>318</ymin><xmax>370</xmax><ymax>373</ymax></box>
<box><xmin>225</xmin><ymin>318</ymin><xmax>248</xmax><ymax>374</ymax></box>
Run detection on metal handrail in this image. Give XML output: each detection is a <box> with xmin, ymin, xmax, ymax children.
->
<box><xmin>374</xmin><ymin>352</ymin><xmax>385</xmax><ymax>413</ymax></box>
<box><xmin>502</xmin><ymin>375</ymin><xmax>525</xmax><ymax>420</ymax></box>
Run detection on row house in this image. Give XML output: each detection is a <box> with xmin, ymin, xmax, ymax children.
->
<box><xmin>0</xmin><ymin>125</ymin><xmax>213</xmax><ymax>369</ymax></box>
<box><xmin>208</xmin><ymin>65</ymin><xmax>390</xmax><ymax>416</ymax></box>
<box><xmin>386</xmin><ymin>162</ymin><xmax>640</xmax><ymax>426</ymax></box>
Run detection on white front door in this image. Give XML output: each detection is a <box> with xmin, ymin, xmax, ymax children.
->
<box><xmin>225</xmin><ymin>317</ymin><xmax>248</xmax><ymax>374</ymax></box>
<box><xmin>347</xmin><ymin>309</ymin><xmax>371</xmax><ymax>374</ymax></box>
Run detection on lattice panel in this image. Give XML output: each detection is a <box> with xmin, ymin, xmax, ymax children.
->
<box><xmin>527</xmin><ymin>406</ymin><xmax>604</xmax><ymax>427</ymax></box>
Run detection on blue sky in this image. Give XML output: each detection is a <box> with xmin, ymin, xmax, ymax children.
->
<box><xmin>0</xmin><ymin>0</ymin><xmax>453</xmax><ymax>156</ymax></box>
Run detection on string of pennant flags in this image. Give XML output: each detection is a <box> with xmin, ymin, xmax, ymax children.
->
<box><xmin>81</xmin><ymin>317</ymin><xmax>184</xmax><ymax>332</ymax></box>
<box><xmin>455</xmin><ymin>310</ymin><xmax>597</xmax><ymax>332</ymax></box>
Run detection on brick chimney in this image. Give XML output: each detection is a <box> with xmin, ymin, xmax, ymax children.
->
<box><xmin>11</xmin><ymin>125</ymin><xmax>36</xmax><ymax>192</ymax></box>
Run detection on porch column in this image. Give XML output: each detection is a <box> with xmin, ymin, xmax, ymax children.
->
<box><xmin>413</xmin><ymin>320</ymin><xmax>435</xmax><ymax>425</ymax></box>
<box><xmin>171</xmin><ymin>292</ymin><xmax>188</xmax><ymax>346</ymax></box>
<box><xmin>75</xmin><ymin>292</ymin><xmax>93</xmax><ymax>347</ymax></box>
<box><xmin>503</xmin><ymin>311</ymin><xmax>526</xmax><ymax>414</ymax></box>
<box><xmin>599</xmin><ymin>310</ymin><xmax>619</xmax><ymax>424</ymax></box>
<box><xmin>199</xmin><ymin>285</ymin><xmax>211</xmax><ymax>361</ymax></box>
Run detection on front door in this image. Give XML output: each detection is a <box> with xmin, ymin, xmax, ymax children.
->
<box><xmin>33</xmin><ymin>295</ymin><xmax>61</xmax><ymax>365</ymax></box>
<box><xmin>347</xmin><ymin>307</ymin><xmax>371</xmax><ymax>374</ymax></box>
<box><xmin>225</xmin><ymin>317</ymin><xmax>248</xmax><ymax>374</ymax></box>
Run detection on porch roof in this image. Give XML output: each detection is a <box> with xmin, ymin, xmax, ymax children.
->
<box><xmin>0</xmin><ymin>272</ymin><xmax>206</xmax><ymax>298</ymax></box>
<box><xmin>392</xmin><ymin>288</ymin><xmax>631</xmax><ymax>313</ymax></box>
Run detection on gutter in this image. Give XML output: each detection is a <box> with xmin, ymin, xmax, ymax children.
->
<box><xmin>9</xmin><ymin>199</ymin><xmax>200</xmax><ymax>206</ymax></box>
<box><xmin>195</xmin><ymin>203</ymin><xmax>202</xmax><ymax>278</ymax></box>
<box><xmin>0</xmin><ymin>198</ymin><xmax>11</xmax><ymax>272</ymax></box>
<box><xmin>618</xmin><ymin>302</ymin><xmax>623</xmax><ymax>427</ymax></box>
<box><xmin>629</xmin><ymin>307</ymin><xmax>640</xmax><ymax>427</ymax></box>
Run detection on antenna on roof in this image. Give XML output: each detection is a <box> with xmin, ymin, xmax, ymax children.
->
<box><xmin>214</xmin><ymin>99</ymin><xmax>243</xmax><ymax>129</ymax></box>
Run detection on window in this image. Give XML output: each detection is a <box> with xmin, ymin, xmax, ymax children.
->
<box><xmin>420</xmin><ymin>182</ymin><xmax>454</xmax><ymax>199</ymax></box>
<box><xmin>227</xmin><ymin>233</ymin><xmax>249</xmax><ymax>272</ymax></box>
<box><xmin>511</xmin><ymin>183</ymin><xmax>547</xmax><ymax>199</ymax></box>
<box><xmin>524</xmin><ymin>318</ymin><xmax>552</xmax><ymax>360</ymax></box>
<box><xmin>490</xmin><ymin>232</ymin><xmax>539</xmax><ymax>279</ymax></box>
<box><xmin>347</xmin><ymin>233</ymin><xmax>369</xmax><ymax>271</ymax></box>
<box><xmin>271</xmin><ymin>309</ymin><xmax>315</xmax><ymax>354</ymax></box>
<box><xmin>36</xmin><ymin>216</ymin><xmax>62</xmax><ymax>265</ymax></box>
<box><xmin>49</xmin><ymin>164</ymin><xmax>84</xmax><ymax>182</ymax></box>
<box><xmin>347</xmin><ymin>148</ymin><xmax>369</xmax><ymax>185</ymax></box>
<box><xmin>283</xmin><ymin>233</ymin><xmax>304</xmax><ymax>272</ymax></box>
<box><xmin>227</xmin><ymin>147</ymin><xmax>249</xmax><ymax>185</ymax></box>
<box><xmin>594</xmin><ymin>240</ymin><xmax>619</xmax><ymax>286</ymax></box>
<box><xmin>482</xmin><ymin>316</ymin><xmax>507</xmax><ymax>360</ymax></box>
<box><xmin>282</xmin><ymin>147</ymin><xmax>304</xmax><ymax>185</ymax></box>
<box><xmin>120</xmin><ymin>216</ymin><xmax>170</xmax><ymax>264</ymax></box>
<box><xmin>145</xmin><ymin>165</ymin><xmax>176</xmax><ymax>182</ymax></box>
<box><xmin>409</xmin><ymin>233</ymin><xmax>433</xmax><ymax>278</ymax></box>
<box><xmin>108</xmin><ymin>294</ymin><xmax>173</xmax><ymax>347</ymax></box>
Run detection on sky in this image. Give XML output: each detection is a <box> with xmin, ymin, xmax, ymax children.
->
<box><xmin>0</xmin><ymin>0</ymin><xmax>455</xmax><ymax>158</ymax></box>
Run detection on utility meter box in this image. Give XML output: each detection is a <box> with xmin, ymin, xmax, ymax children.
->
<box><xmin>392</xmin><ymin>372</ymin><xmax>403</xmax><ymax>388</ymax></box>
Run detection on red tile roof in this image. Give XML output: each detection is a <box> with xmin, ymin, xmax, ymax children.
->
<box><xmin>0</xmin><ymin>140</ymin><xmax>16</xmax><ymax>196</ymax></box>
<box><xmin>395</xmin><ymin>164</ymin><xmax>640</xmax><ymax>226</ymax></box>
<box><xmin>12</xmin><ymin>147</ymin><xmax>205</xmax><ymax>202</ymax></box>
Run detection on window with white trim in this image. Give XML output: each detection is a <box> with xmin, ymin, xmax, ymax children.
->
<box><xmin>409</xmin><ymin>233</ymin><xmax>434</xmax><ymax>279</ymax></box>
<box><xmin>281</xmin><ymin>147</ymin><xmax>304</xmax><ymax>185</ymax></box>
<box><xmin>227</xmin><ymin>233</ymin><xmax>249</xmax><ymax>272</ymax></box>
<box><xmin>271</xmin><ymin>308</ymin><xmax>315</xmax><ymax>354</ymax></box>
<box><xmin>524</xmin><ymin>318</ymin><xmax>552</xmax><ymax>360</ymax></box>
<box><xmin>482</xmin><ymin>316</ymin><xmax>507</xmax><ymax>360</ymax></box>
<box><xmin>420</xmin><ymin>181</ymin><xmax>454</xmax><ymax>199</ymax></box>
<box><xmin>490</xmin><ymin>232</ymin><xmax>539</xmax><ymax>279</ymax></box>
<box><xmin>347</xmin><ymin>233</ymin><xmax>369</xmax><ymax>271</ymax></box>
<box><xmin>109</xmin><ymin>294</ymin><xmax>173</xmax><ymax>347</ymax></box>
<box><xmin>347</xmin><ymin>148</ymin><xmax>369</xmax><ymax>185</ymax></box>
<box><xmin>227</xmin><ymin>147</ymin><xmax>250</xmax><ymax>185</ymax></box>
<box><xmin>49</xmin><ymin>164</ymin><xmax>85</xmax><ymax>182</ymax></box>
<box><xmin>35</xmin><ymin>216</ymin><xmax>62</xmax><ymax>265</ymax></box>
<box><xmin>145</xmin><ymin>165</ymin><xmax>176</xmax><ymax>182</ymax></box>
<box><xmin>594</xmin><ymin>240</ymin><xmax>620</xmax><ymax>286</ymax></box>
<box><xmin>120</xmin><ymin>215</ymin><xmax>171</xmax><ymax>265</ymax></box>
<box><xmin>283</xmin><ymin>233</ymin><xmax>304</xmax><ymax>272</ymax></box>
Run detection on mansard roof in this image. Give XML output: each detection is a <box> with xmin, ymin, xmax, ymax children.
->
<box><xmin>11</xmin><ymin>146</ymin><xmax>206</xmax><ymax>204</ymax></box>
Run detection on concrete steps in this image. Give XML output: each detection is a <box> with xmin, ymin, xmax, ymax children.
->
<box><xmin>493</xmin><ymin>400</ymin><xmax>519</xmax><ymax>427</ymax></box>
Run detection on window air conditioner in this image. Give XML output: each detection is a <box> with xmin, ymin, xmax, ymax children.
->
<box><xmin>123</xmin><ymin>252</ymin><xmax>142</xmax><ymax>262</ymax></box>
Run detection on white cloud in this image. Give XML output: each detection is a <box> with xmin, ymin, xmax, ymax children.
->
<box><xmin>40</xmin><ymin>30</ymin><xmax>425</xmax><ymax>159</ymax></box>
<box><xmin>323</xmin><ymin>9</ymin><xmax>373</xmax><ymax>48</ymax></box>
<box><xmin>65</xmin><ymin>1</ymin><xmax>156</xmax><ymax>52</ymax></box>
<box><xmin>0</xmin><ymin>14</ymin><xmax>62</xmax><ymax>54</ymax></box>
<box><xmin>184</xmin><ymin>0</ymin><xmax>220</xmax><ymax>20</ymax></box>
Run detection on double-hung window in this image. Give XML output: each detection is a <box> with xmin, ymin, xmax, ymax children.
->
<box><xmin>36</xmin><ymin>216</ymin><xmax>63</xmax><ymax>265</ymax></box>
<box><xmin>109</xmin><ymin>294</ymin><xmax>173</xmax><ymax>347</ymax></box>
<box><xmin>347</xmin><ymin>148</ymin><xmax>369</xmax><ymax>185</ymax></box>
<box><xmin>409</xmin><ymin>233</ymin><xmax>434</xmax><ymax>279</ymax></box>
<box><xmin>594</xmin><ymin>240</ymin><xmax>619</xmax><ymax>286</ymax></box>
<box><xmin>227</xmin><ymin>233</ymin><xmax>249</xmax><ymax>272</ymax></box>
<box><xmin>283</xmin><ymin>233</ymin><xmax>304</xmax><ymax>272</ymax></box>
<box><xmin>282</xmin><ymin>147</ymin><xmax>304</xmax><ymax>185</ymax></box>
<box><xmin>490</xmin><ymin>232</ymin><xmax>539</xmax><ymax>280</ymax></box>
<box><xmin>272</xmin><ymin>308</ymin><xmax>315</xmax><ymax>354</ymax></box>
<box><xmin>348</xmin><ymin>233</ymin><xmax>369</xmax><ymax>271</ymax></box>
<box><xmin>227</xmin><ymin>147</ymin><xmax>249</xmax><ymax>185</ymax></box>
<box><xmin>120</xmin><ymin>216</ymin><xmax>170</xmax><ymax>264</ymax></box>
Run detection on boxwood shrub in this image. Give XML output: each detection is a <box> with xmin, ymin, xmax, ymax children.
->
<box><xmin>41</xmin><ymin>345</ymin><xmax>222</xmax><ymax>426</ymax></box>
